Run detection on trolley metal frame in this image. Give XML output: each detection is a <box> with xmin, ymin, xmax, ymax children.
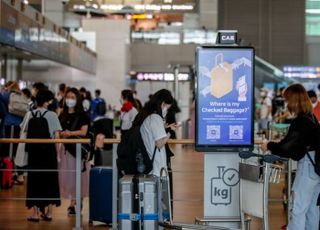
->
<box><xmin>160</xmin><ymin>152</ymin><xmax>286</xmax><ymax>230</ymax></box>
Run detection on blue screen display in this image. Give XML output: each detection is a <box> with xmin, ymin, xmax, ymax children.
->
<box><xmin>196</xmin><ymin>47</ymin><xmax>254</xmax><ymax>150</ymax></box>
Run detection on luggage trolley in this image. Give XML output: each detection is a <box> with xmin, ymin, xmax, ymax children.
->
<box><xmin>238</xmin><ymin>152</ymin><xmax>286</xmax><ymax>230</ymax></box>
<box><xmin>158</xmin><ymin>168</ymin><xmax>238</xmax><ymax>230</ymax></box>
<box><xmin>159</xmin><ymin>153</ymin><xmax>286</xmax><ymax>230</ymax></box>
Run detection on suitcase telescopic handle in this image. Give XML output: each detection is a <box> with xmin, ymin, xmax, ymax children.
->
<box><xmin>215</xmin><ymin>53</ymin><xmax>224</xmax><ymax>66</ymax></box>
<box><xmin>160</xmin><ymin>167</ymin><xmax>173</xmax><ymax>225</ymax></box>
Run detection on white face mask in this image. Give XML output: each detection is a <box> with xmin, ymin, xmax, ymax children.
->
<box><xmin>260</xmin><ymin>92</ymin><xmax>267</xmax><ymax>98</ymax></box>
<box><xmin>162</xmin><ymin>107</ymin><xmax>168</xmax><ymax>118</ymax></box>
<box><xmin>66</xmin><ymin>98</ymin><xmax>77</xmax><ymax>108</ymax></box>
<box><xmin>313</xmin><ymin>102</ymin><xmax>318</xmax><ymax>108</ymax></box>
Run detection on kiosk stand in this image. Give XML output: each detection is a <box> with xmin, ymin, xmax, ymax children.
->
<box><xmin>195</xmin><ymin>31</ymin><xmax>255</xmax><ymax>228</ymax></box>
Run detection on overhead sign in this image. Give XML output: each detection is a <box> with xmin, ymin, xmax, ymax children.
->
<box><xmin>134</xmin><ymin>72</ymin><xmax>190</xmax><ymax>81</ymax></box>
<box><xmin>216</xmin><ymin>30</ymin><xmax>238</xmax><ymax>45</ymax></box>
<box><xmin>283</xmin><ymin>66</ymin><xmax>320</xmax><ymax>78</ymax></box>
<box><xmin>195</xmin><ymin>46</ymin><xmax>254</xmax><ymax>152</ymax></box>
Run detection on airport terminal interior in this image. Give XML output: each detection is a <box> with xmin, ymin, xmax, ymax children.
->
<box><xmin>1</xmin><ymin>0</ymin><xmax>320</xmax><ymax>229</ymax></box>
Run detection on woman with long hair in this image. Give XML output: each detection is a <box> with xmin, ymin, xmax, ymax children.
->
<box><xmin>120</xmin><ymin>89</ymin><xmax>138</xmax><ymax>136</ymax></box>
<box><xmin>133</xmin><ymin>89</ymin><xmax>174</xmax><ymax>176</ymax></box>
<box><xmin>58</xmin><ymin>88</ymin><xmax>90</xmax><ymax>216</ymax></box>
<box><xmin>262</xmin><ymin>84</ymin><xmax>320</xmax><ymax>229</ymax></box>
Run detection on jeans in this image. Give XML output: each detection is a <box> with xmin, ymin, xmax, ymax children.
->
<box><xmin>287</xmin><ymin>152</ymin><xmax>320</xmax><ymax>230</ymax></box>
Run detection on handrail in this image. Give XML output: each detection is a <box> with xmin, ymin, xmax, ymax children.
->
<box><xmin>0</xmin><ymin>138</ymin><xmax>264</xmax><ymax>145</ymax></box>
<box><xmin>0</xmin><ymin>138</ymin><xmax>194</xmax><ymax>144</ymax></box>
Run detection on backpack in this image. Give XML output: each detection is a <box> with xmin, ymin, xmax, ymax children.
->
<box><xmin>304</xmin><ymin>114</ymin><xmax>320</xmax><ymax>176</ymax></box>
<box><xmin>90</xmin><ymin>98</ymin><xmax>106</xmax><ymax>120</ymax></box>
<box><xmin>8</xmin><ymin>92</ymin><xmax>29</xmax><ymax>117</ymax></box>
<box><xmin>25</xmin><ymin>110</ymin><xmax>50</xmax><ymax>153</ymax></box>
<box><xmin>117</xmin><ymin>124</ymin><xmax>157</xmax><ymax>176</ymax></box>
<box><xmin>92</xmin><ymin>117</ymin><xmax>113</xmax><ymax>151</ymax></box>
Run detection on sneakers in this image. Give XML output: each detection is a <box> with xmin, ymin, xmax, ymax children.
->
<box><xmin>67</xmin><ymin>206</ymin><xmax>76</xmax><ymax>216</ymax></box>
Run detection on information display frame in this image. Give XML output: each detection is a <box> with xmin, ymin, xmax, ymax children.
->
<box><xmin>195</xmin><ymin>46</ymin><xmax>255</xmax><ymax>152</ymax></box>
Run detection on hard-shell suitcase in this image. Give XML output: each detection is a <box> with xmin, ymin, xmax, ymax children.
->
<box><xmin>118</xmin><ymin>175</ymin><xmax>159</xmax><ymax>230</ymax></box>
<box><xmin>89</xmin><ymin>167</ymin><xmax>112</xmax><ymax>225</ymax></box>
<box><xmin>0</xmin><ymin>157</ymin><xmax>13</xmax><ymax>190</ymax></box>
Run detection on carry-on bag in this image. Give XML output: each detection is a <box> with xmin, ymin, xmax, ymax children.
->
<box><xmin>0</xmin><ymin>157</ymin><xmax>13</xmax><ymax>189</ymax></box>
<box><xmin>118</xmin><ymin>174</ymin><xmax>158</xmax><ymax>230</ymax></box>
<box><xmin>89</xmin><ymin>167</ymin><xmax>112</xmax><ymax>225</ymax></box>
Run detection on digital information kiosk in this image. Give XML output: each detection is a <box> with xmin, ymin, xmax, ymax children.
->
<box><xmin>195</xmin><ymin>32</ymin><xmax>255</xmax><ymax>228</ymax></box>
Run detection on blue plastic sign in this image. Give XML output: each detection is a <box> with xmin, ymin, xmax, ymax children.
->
<box><xmin>195</xmin><ymin>46</ymin><xmax>254</xmax><ymax>152</ymax></box>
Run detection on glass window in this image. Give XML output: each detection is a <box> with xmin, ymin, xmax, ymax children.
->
<box><xmin>306</xmin><ymin>0</ymin><xmax>320</xmax><ymax>36</ymax></box>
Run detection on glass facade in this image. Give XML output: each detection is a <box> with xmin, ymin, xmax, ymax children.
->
<box><xmin>306</xmin><ymin>0</ymin><xmax>320</xmax><ymax>36</ymax></box>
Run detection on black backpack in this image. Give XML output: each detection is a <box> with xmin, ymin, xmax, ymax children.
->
<box><xmin>25</xmin><ymin>110</ymin><xmax>50</xmax><ymax>153</ymax></box>
<box><xmin>304</xmin><ymin>115</ymin><xmax>320</xmax><ymax>176</ymax></box>
<box><xmin>117</xmin><ymin>124</ymin><xmax>157</xmax><ymax>176</ymax></box>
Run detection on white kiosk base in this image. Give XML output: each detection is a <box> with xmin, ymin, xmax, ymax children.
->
<box><xmin>203</xmin><ymin>152</ymin><xmax>241</xmax><ymax>228</ymax></box>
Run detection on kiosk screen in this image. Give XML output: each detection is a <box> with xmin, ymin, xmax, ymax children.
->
<box><xmin>195</xmin><ymin>46</ymin><xmax>254</xmax><ymax>152</ymax></box>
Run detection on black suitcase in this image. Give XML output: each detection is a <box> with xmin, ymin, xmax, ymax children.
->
<box><xmin>89</xmin><ymin>167</ymin><xmax>112</xmax><ymax>225</ymax></box>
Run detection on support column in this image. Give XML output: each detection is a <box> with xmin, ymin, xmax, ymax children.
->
<box><xmin>1</xmin><ymin>54</ymin><xmax>8</xmax><ymax>80</ymax></box>
<box><xmin>16</xmin><ymin>58</ymin><xmax>23</xmax><ymax>81</ymax></box>
<box><xmin>82</xmin><ymin>19</ymin><xmax>130</xmax><ymax>108</ymax></box>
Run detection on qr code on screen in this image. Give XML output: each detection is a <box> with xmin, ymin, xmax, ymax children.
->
<box><xmin>207</xmin><ymin>125</ymin><xmax>221</xmax><ymax>139</ymax></box>
<box><xmin>229</xmin><ymin>126</ymin><xmax>243</xmax><ymax>140</ymax></box>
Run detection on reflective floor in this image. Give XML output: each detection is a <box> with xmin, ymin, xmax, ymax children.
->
<box><xmin>0</xmin><ymin>145</ymin><xmax>287</xmax><ymax>230</ymax></box>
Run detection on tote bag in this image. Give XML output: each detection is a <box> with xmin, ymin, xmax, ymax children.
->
<box><xmin>14</xmin><ymin>113</ymin><xmax>30</xmax><ymax>167</ymax></box>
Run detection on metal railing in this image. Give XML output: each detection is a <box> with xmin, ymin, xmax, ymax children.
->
<box><xmin>0</xmin><ymin>138</ymin><xmax>289</xmax><ymax>230</ymax></box>
<box><xmin>0</xmin><ymin>138</ymin><xmax>194</xmax><ymax>230</ymax></box>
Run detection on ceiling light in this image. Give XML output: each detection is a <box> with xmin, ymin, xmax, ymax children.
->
<box><xmin>306</xmin><ymin>9</ymin><xmax>320</xmax><ymax>14</ymax></box>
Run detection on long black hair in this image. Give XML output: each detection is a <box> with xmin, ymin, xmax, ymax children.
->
<box><xmin>133</xmin><ymin>89</ymin><xmax>173</xmax><ymax>126</ymax></box>
<box><xmin>62</xmin><ymin>88</ymin><xmax>84</xmax><ymax>115</ymax></box>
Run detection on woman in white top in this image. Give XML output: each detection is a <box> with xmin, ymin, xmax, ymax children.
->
<box><xmin>120</xmin><ymin>90</ymin><xmax>138</xmax><ymax>136</ymax></box>
<box><xmin>133</xmin><ymin>89</ymin><xmax>174</xmax><ymax>176</ymax></box>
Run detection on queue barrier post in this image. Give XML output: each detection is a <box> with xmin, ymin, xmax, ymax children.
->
<box><xmin>74</xmin><ymin>143</ymin><xmax>82</xmax><ymax>230</ymax></box>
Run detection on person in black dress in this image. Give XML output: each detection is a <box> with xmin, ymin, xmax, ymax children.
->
<box><xmin>24</xmin><ymin>89</ymin><xmax>62</xmax><ymax>222</ymax></box>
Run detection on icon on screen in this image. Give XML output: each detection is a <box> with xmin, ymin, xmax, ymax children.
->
<box><xmin>236</xmin><ymin>75</ymin><xmax>247</xmax><ymax>102</ymax></box>
<box><xmin>229</xmin><ymin>125</ymin><xmax>243</xmax><ymax>140</ymax></box>
<box><xmin>207</xmin><ymin>125</ymin><xmax>221</xmax><ymax>140</ymax></box>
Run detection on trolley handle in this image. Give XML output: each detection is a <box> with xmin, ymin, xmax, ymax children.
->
<box><xmin>239</xmin><ymin>151</ymin><xmax>288</xmax><ymax>163</ymax></box>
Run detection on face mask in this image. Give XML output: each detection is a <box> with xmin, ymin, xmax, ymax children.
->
<box><xmin>260</xmin><ymin>92</ymin><xmax>266</xmax><ymax>97</ymax></box>
<box><xmin>66</xmin><ymin>98</ymin><xmax>76</xmax><ymax>108</ymax></box>
<box><xmin>313</xmin><ymin>102</ymin><xmax>318</xmax><ymax>108</ymax></box>
<box><xmin>120</xmin><ymin>99</ymin><xmax>124</xmax><ymax>105</ymax></box>
<box><xmin>162</xmin><ymin>107</ymin><xmax>168</xmax><ymax>118</ymax></box>
<box><xmin>83</xmin><ymin>100</ymin><xmax>90</xmax><ymax>111</ymax></box>
<box><xmin>57</xmin><ymin>95</ymin><xmax>62</xmax><ymax>101</ymax></box>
